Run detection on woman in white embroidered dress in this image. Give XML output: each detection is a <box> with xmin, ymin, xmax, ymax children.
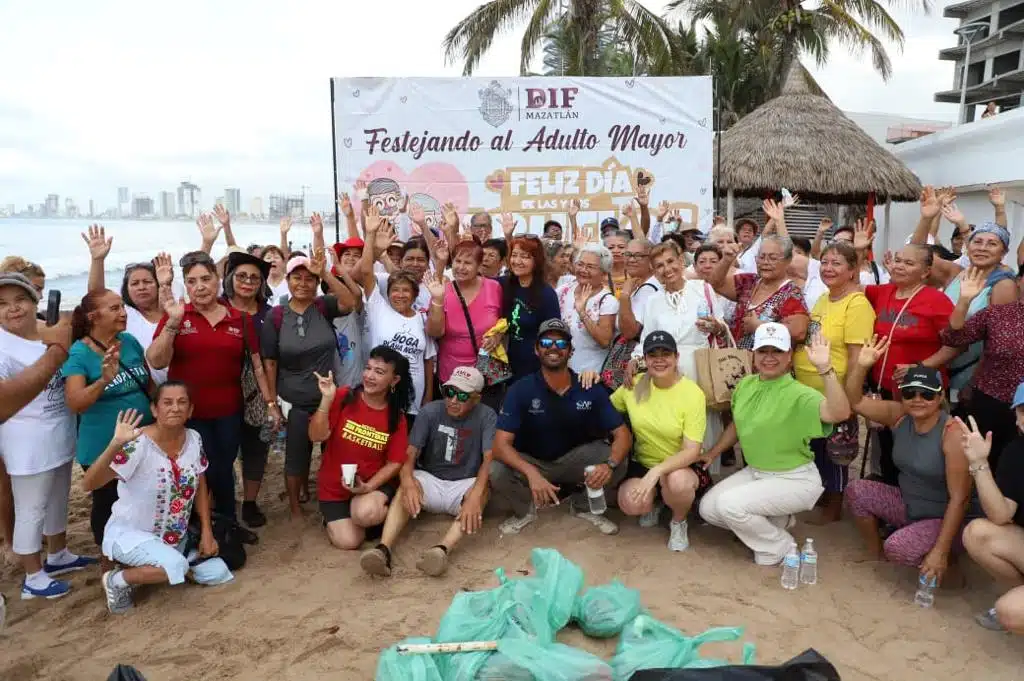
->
<box><xmin>83</xmin><ymin>381</ymin><xmax>232</xmax><ymax>615</ymax></box>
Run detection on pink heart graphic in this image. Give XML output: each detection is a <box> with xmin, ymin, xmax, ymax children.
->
<box><xmin>352</xmin><ymin>161</ymin><xmax>471</xmax><ymax>217</ymax></box>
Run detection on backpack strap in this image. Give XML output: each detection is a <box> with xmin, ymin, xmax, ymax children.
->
<box><xmin>271</xmin><ymin>305</ymin><xmax>285</xmax><ymax>332</ymax></box>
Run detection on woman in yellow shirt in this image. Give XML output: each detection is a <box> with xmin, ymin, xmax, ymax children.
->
<box><xmin>793</xmin><ymin>241</ymin><xmax>876</xmax><ymax>522</ymax></box>
<box><xmin>610</xmin><ymin>331</ymin><xmax>711</xmax><ymax>552</ymax></box>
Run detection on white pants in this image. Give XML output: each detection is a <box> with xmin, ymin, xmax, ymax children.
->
<box><xmin>9</xmin><ymin>462</ymin><xmax>72</xmax><ymax>555</ymax></box>
<box><xmin>412</xmin><ymin>470</ymin><xmax>476</xmax><ymax>517</ymax></box>
<box><xmin>699</xmin><ymin>463</ymin><xmax>823</xmax><ymax>564</ymax></box>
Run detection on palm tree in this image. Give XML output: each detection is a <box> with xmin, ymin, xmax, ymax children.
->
<box><xmin>442</xmin><ymin>0</ymin><xmax>686</xmax><ymax>77</ymax></box>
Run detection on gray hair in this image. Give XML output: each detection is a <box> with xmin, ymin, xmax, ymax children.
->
<box><xmin>574</xmin><ymin>242</ymin><xmax>613</xmax><ymax>273</ymax></box>
<box><xmin>708</xmin><ymin>225</ymin><xmax>736</xmax><ymax>244</ymax></box>
<box><xmin>603</xmin><ymin>229</ymin><xmax>631</xmax><ymax>244</ymax></box>
<box><xmin>761</xmin><ymin>235</ymin><xmax>794</xmax><ymax>260</ymax></box>
<box><xmin>627</xmin><ymin>238</ymin><xmax>652</xmax><ymax>253</ymax></box>
<box><xmin>409</xmin><ymin>193</ymin><xmax>440</xmax><ymax>214</ymax></box>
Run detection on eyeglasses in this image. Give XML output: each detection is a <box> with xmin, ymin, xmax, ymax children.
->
<box><xmin>756</xmin><ymin>254</ymin><xmax>784</xmax><ymax>263</ymax></box>
<box><xmin>234</xmin><ymin>273</ymin><xmax>262</xmax><ymax>284</ymax></box>
<box><xmin>624</xmin><ymin>253</ymin><xmax>649</xmax><ymax>260</ymax></box>
<box><xmin>576</xmin><ymin>263</ymin><xmax>601</xmax><ymax>272</ymax></box>
<box><xmin>179</xmin><ymin>251</ymin><xmax>216</xmax><ymax>268</ymax></box>
<box><xmin>295</xmin><ymin>314</ymin><xmax>305</xmax><ymax>339</ymax></box>
<box><xmin>538</xmin><ymin>337</ymin><xmax>570</xmax><ymax>350</ymax></box>
<box><xmin>442</xmin><ymin>385</ymin><xmax>471</xmax><ymax>402</ymax></box>
<box><xmin>900</xmin><ymin>388</ymin><xmax>939</xmax><ymax>401</ymax></box>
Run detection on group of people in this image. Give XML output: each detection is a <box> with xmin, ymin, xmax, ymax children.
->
<box><xmin>0</xmin><ymin>182</ymin><xmax>1022</xmax><ymax>637</ymax></box>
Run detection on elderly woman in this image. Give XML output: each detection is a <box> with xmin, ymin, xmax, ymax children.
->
<box><xmin>709</xmin><ymin>235</ymin><xmax>809</xmax><ymax>350</ymax></box>
<box><xmin>793</xmin><ymin>242</ymin><xmax>875</xmax><ymax>522</ymax></box>
<box><xmin>544</xmin><ymin>242</ymin><xmax>575</xmax><ymax>289</ymax></box>
<box><xmin>700</xmin><ymin>326</ymin><xmax>850</xmax><ymax>565</ymax></box>
<box><xmin>603</xmin><ymin>229</ymin><xmax>630</xmax><ymax>296</ymax></box>
<box><xmin>0</xmin><ymin>274</ymin><xmax>93</xmax><ymax>600</ymax></box>
<box><xmin>502</xmin><ymin>236</ymin><xmax>560</xmax><ymax>380</ymax></box>
<box><xmin>263</xmin><ymin>252</ymin><xmax>354</xmax><ymax>520</ymax></box>
<box><xmin>844</xmin><ymin>337</ymin><xmax>974</xmax><ymax>587</ymax></box>
<box><xmin>85</xmin><ymin>384</ymin><xmax>233</xmax><ymax>615</ymax></box>
<box><xmin>557</xmin><ymin>243</ymin><xmax>619</xmax><ymax>374</ymax></box>
<box><xmin>425</xmin><ymin>237</ymin><xmax>504</xmax><ymax>407</ymax></box>
<box><xmin>147</xmin><ymin>251</ymin><xmax>278</xmax><ymax>524</ymax></box>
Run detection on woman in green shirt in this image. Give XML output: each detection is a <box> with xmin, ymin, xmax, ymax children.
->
<box><xmin>699</xmin><ymin>323</ymin><xmax>851</xmax><ymax>566</ymax></box>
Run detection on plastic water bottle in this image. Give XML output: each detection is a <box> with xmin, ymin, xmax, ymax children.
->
<box><xmin>696</xmin><ymin>299</ymin><xmax>711</xmax><ymax>319</ymax></box>
<box><xmin>781</xmin><ymin>543</ymin><xmax>800</xmax><ymax>590</ymax></box>
<box><xmin>583</xmin><ymin>465</ymin><xmax>607</xmax><ymax>515</ymax></box>
<box><xmin>799</xmin><ymin>538</ymin><xmax>818</xmax><ymax>585</ymax></box>
<box><xmin>914</xmin><ymin>574</ymin><xmax>937</xmax><ymax>608</ymax></box>
<box><xmin>269</xmin><ymin>415</ymin><xmax>287</xmax><ymax>458</ymax></box>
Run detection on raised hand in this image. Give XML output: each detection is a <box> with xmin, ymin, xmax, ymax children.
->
<box><xmin>313</xmin><ymin>370</ymin><xmax>337</xmax><ymax>401</ymax></box>
<box><xmin>882</xmin><ymin>249</ymin><xmax>894</xmax><ymax>273</ymax></box>
<box><xmin>165</xmin><ymin>296</ymin><xmax>186</xmax><ymax>325</ymax></box>
<box><xmin>762</xmin><ymin>198</ymin><xmax>784</xmax><ymax>223</ymax></box>
<box><xmin>942</xmin><ymin>202</ymin><xmax>965</xmax><ymax>225</ymax></box>
<box><xmin>442</xmin><ymin>202</ymin><xmax>459</xmax><ymax>231</ymax></box>
<box><xmin>635</xmin><ymin>183</ymin><xmax>650</xmax><ymax>207</ymax></box>
<box><xmin>153</xmin><ymin>252</ymin><xmax>174</xmax><ymax>287</ymax></box>
<box><xmin>309</xmin><ymin>248</ymin><xmax>327</xmax><ymax>277</ymax></box>
<box><xmin>434</xmin><ymin>240</ymin><xmax>450</xmax><ymax>269</ymax></box>
<box><xmin>959</xmin><ymin>266</ymin><xmax>986</xmax><ymax>302</ymax></box>
<box><xmin>857</xmin><ymin>334</ymin><xmax>890</xmax><ymax>368</ymax></box>
<box><xmin>424</xmin><ymin>273</ymin><xmax>446</xmax><ymax>300</ymax></box>
<box><xmin>408</xmin><ymin>201</ymin><xmax>426</xmax><ymax>226</ymax></box>
<box><xmin>568</xmin><ymin>199</ymin><xmax>581</xmax><ymax>219</ymax></box>
<box><xmin>112</xmin><ymin>409</ymin><xmax>145</xmax><ymax>447</ymax></box>
<box><xmin>279</xmin><ymin>216</ymin><xmax>293</xmax><ymax>236</ymax></box>
<box><xmin>805</xmin><ymin>333</ymin><xmax>832</xmax><ymax>373</ymax></box>
<box><xmin>100</xmin><ymin>343</ymin><xmax>121</xmax><ymax>384</ymax></box>
<box><xmin>574</xmin><ymin>283</ymin><xmax>593</xmax><ymax>315</ymax></box>
<box><xmin>722</xmin><ymin>242</ymin><xmax>741</xmax><ymax>261</ymax></box>
<box><xmin>853</xmin><ymin>218</ymin><xmax>874</xmax><ymax>252</ymax></box>
<box><xmin>501</xmin><ymin>212</ymin><xmax>515</xmax><ymax>238</ymax></box>
<box><xmin>310</xmin><ymin>212</ymin><xmax>324</xmax><ymax>236</ymax></box>
<box><xmin>817</xmin><ymin>217</ymin><xmax>833</xmax><ymax>235</ymax></box>
<box><xmin>81</xmin><ymin>224</ymin><xmax>113</xmax><ymax>261</ymax></box>
<box><xmin>622</xmin><ymin>201</ymin><xmax>635</xmax><ymax>219</ymax></box>
<box><xmin>988</xmin><ymin>186</ymin><xmax>1006</xmax><ymax>207</ymax></box>
<box><xmin>955</xmin><ymin>415</ymin><xmax>992</xmax><ymax>464</ymax></box>
<box><xmin>197</xmin><ymin>213</ymin><xmax>221</xmax><ymax>244</ymax></box>
<box><xmin>656</xmin><ymin>200</ymin><xmax>670</xmax><ymax>222</ymax></box>
<box><xmin>919</xmin><ymin>186</ymin><xmax>940</xmax><ymax>219</ymax></box>
<box><xmin>398</xmin><ymin>194</ymin><xmax>409</xmax><ymax>214</ymax></box>
<box><xmin>337</xmin><ymin>192</ymin><xmax>354</xmax><ymax>218</ymax></box>
<box><xmin>354</xmin><ymin>179</ymin><xmax>368</xmax><ymax>203</ymax></box>
<box><xmin>213</xmin><ymin>204</ymin><xmax>231</xmax><ymax>229</ymax></box>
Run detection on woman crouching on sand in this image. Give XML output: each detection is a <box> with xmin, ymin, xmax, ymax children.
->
<box><xmin>84</xmin><ymin>382</ymin><xmax>233</xmax><ymax>615</ymax></box>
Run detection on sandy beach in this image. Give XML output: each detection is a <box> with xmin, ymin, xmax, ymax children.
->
<box><xmin>2</xmin><ymin>451</ymin><xmax>1023</xmax><ymax>681</ymax></box>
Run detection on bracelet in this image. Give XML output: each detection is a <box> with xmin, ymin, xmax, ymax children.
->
<box><xmin>267</xmin><ymin>401</ymin><xmax>278</xmax><ymax>409</ymax></box>
<box><xmin>430</xmin><ymin>300</ymin><xmax>443</xmax><ymax>308</ymax></box>
<box><xmin>817</xmin><ymin>366</ymin><xmax>837</xmax><ymax>377</ymax></box>
<box><xmin>165</xmin><ymin>325</ymin><xmax>180</xmax><ymax>334</ymax></box>
<box><xmin>969</xmin><ymin>463</ymin><xmax>989</xmax><ymax>475</ymax></box>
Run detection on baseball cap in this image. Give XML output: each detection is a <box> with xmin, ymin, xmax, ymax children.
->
<box><xmin>643</xmin><ymin>330</ymin><xmax>677</xmax><ymax>355</ymax></box>
<box><xmin>285</xmin><ymin>256</ymin><xmax>315</xmax><ymax>276</ymax></box>
<box><xmin>600</xmin><ymin>217</ymin><xmax>620</xmax><ymax>231</ymax></box>
<box><xmin>1012</xmin><ymin>381</ymin><xmax>1024</xmax><ymax>409</ymax></box>
<box><xmin>897</xmin><ymin>365</ymin><xmax>943</xmax><ymax>393</ymax></box>
<box><xmin>444</xmin><ymin>366</ymin><xmax>484</xmax><ymax>394</ymax></box>
<box><xmin>752</xmin><ymin>322</ymin><xmax>791</xmax><ymax>352</ymax></box>
<box><xmin>331</xmin><ymin>237</ymin><xmax>365</xmax><ymax>259</ymax></box>
<box><xmin>538</xmin><ymin>318</ymin><xmax>571</xmax><ymax>341</ymax></box>
<box><xmin>0</xmin><ymin>272</ymin><xmax>40</xmax><ymax>303</ymax></box>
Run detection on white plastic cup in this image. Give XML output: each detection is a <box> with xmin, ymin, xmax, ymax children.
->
<box><xmin>342</xmin><ymin>464</ymin><xmax>358</xmax><ymax>487</ymax></box>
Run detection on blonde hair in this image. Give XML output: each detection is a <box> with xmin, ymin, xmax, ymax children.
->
<box><xmin>633</xmin><ymin>373</ymin><xmax>654</xmax><ymax>403</ymax></box>
<box><xmin>650</xmin><ymin>240</ymin><xmax>683</xmax><ymax>263</ymax></box>
<box><xmin>0</xmin><ymin>256</ymin><xmax>45</xmax><ymax>279</ymax></box>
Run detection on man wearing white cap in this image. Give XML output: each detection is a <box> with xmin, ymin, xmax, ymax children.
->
<box><xmin>360</xmin><ymin>366</ymin><xmax>496</xmax><ymax>578</ymax></box>
<box><xmin>699</xmin><ymin>322</ymin><xmax>851</xmax><ymax>565</ymax></box>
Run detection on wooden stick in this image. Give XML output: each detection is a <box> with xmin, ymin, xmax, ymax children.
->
<box><xmin>396</xmin><ymin>641</ymin><xmax>499</xmax><ymax>655</ymax></box>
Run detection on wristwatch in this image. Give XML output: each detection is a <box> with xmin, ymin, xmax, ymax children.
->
<box><xmin>605</xmin><ymin>457</ymin><xmax>619</xmax><ymax>470</ymax></box>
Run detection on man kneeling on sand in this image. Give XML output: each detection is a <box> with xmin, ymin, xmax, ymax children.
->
<box><xmin>360</xmin><ymin>366</ymin><xmax>496</xmax><ymax>577</ymax></box>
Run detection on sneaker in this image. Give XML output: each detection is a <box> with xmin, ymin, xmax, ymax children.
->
<box><xmin>101</xmin><ymin>569</ymin><xmax>133</xmax><ymax>614</ymax></box>
<box><xmin>668</xmin><ymin>520</ymin><xmax>689</xmax><ymax>552</ymax></box>
<box><xmin>416</xmin><ymin>545</ymin><xmax>449</xmax><ymax>577</ymax></box>
<box><xmin>241</xmin><ymin>501</ymin><xmax>267</xmax><ymax>528</ymax></box>
<box><xmin>359</xmin><ymin>544</ymin><xmax>392</xmax><ymax>577</ymax></box>
<box><xmin>769</xmin><ymin>514</ymin><xmax>797</xmax><ymax>531</ymax></box>
<box><xmin>43</xmin><ymin>554</ymin><xmax>98</xmax><ymax>577</ymax></box>
<box><xmin>498</xmin><ymin>507</ymin><xmax>538</xmax><ymax>535</ymax></box>
<box><xmin>568</xmin><ymin>499</ymin><xmax>619</xmax><ymax>535</ymax></box>
<box><xmin>975</xmin><ymin>607</ymin><xmax>1006</xmax><ymax>632</ymax></box>
<box><xmin>21</xmin><ymin>578</ymin><xmax>71</xmax><ymax>600</ymax></box>
<box><xmin>639</xmin><ymin>503</ymin><xmax>663</xmax><ymax>529</ymax></box>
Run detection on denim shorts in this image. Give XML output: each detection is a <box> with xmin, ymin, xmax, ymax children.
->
<box><xmin>111</xmin><ymin>537</ymin><xmax>233</xmax><ymax>586</ymax></box>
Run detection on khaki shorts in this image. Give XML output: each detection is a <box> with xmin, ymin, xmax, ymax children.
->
<box><xmin>412</xmin><ymin>470</ymin><xmax>476</xmax><ymax>517</ymax></box>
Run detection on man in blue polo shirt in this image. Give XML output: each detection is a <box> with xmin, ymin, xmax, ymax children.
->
<box><xmin>492</xmin><ymin>319</ymin><xmax>631</xmax><ymax>535</ymax></box>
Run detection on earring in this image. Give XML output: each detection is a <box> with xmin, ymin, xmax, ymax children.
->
<box><xmin>390</xmin><ymin>385</ymin><xmax>396</xmax><ymax>394</ymax></box>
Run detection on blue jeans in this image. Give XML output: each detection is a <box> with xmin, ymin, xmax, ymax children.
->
<box><xmin>188</xmin><ymin>414</ymin><xmax>242</xmax><ymax>519</ymax></box>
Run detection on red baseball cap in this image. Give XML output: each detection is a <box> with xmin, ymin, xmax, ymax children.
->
<box><xmin>331</xmin><ymin>237</ymin><xmax>365</xmax><ymax>259</ymax></box>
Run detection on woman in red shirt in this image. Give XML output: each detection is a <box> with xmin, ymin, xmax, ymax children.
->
<box><xmin>862</xmin><ymin>244</ymin><xmax>954</xmax><ymax>485</ymax></box>
<box><xmin>310</xmin><ymin>345</ymin><xmax>414</xmax><ymax>550</ymax></box>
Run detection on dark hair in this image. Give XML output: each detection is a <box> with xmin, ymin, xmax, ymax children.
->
<box><xmin>245</xmin><ymin>244</ymin><xmax>262</xmax><ymax>255</ymax></box>
<box><xmin>179</xmin><ymin>251</ymin><xmax>217</xmax><ymax>277</ymax></box>
<box><xmin>503</xmin><ymin>235</ymin><xmax>548</xmax><ymax>315</ymax></box>
<box><xmin>820</xmin><ymin>241</ymin><xmax>858</xmax><ymax>269</ymax></box>
<box><xmin>693</xmin><ymin>243</ymin><xmax>723</xmax><ymax>261</ymax></box>
<box><xmin>343</xmin><ymin>345</ymin><xmax>414</xmax><ymax>433</ymax></box>
<box><xmin>71</xmin><ymin>289</ymin><xmax>115</xmax><ymax>341</ymax></box>
<box><xmin>543</xmin><ymin>220</ymin><xmax>562</xmax><ymax>234</ymax></box>
<box><xmin>121</xmin><ymin>263</ymin><xmax>157</xmax><ymax>312</ymax></box>
<box><xmin>262</xmin><ymin>245</ymin><xmax>285</xmax><ymax>262</ymax></box>
<box><xmin>483</xmin><ymin>238</ymin><xmax>508</xmax><ymax>260</ymax></box>
<box><xmin>833</xmin><ymin>226</ymin><xmax>855</xmax><ymax>241</ymax></box>
<box><xmin>661</xmin><ymin>232</ymin><xmax>688</xmax><ymax>252</ymax></box>
<box><xmin>934</xmin><ymin>244</ymin><xmax>958</xmax><ymax>262</ymax></box>
<box><xmin>223</xmin><ymin>262</ymin><xmax>271</xmax><ymax>303</ymax></box>
<box><xmin>735</xmin><ymin>218</ymin><xmax>759</xmax><ymax>234</ymax></box>
<box><xmin>791</xmin><ymin>237</ymin><xmax>812</xmax><ymax>256</ymax></box>
<box><xmin>402</xmin><ymin>237</ymin><xmax>429</xmax><ymax>260</ymax></box>
<box><xmin>452</xmin><ymin>236</ymin><xmax>484</xmax><ymax>265</ymax></box>
<box><xmin>152</xmin><ymin>380</ymin><xmax>191</xmax><ymax>404</ymax></box>
<box><xmin>386</xmin><ymin>269</ymin><xmax>421</xmax><ymax>300</ymax></box>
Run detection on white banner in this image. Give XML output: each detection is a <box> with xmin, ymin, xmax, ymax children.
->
<box><xmin>332</xmin><ymin>76</ymin><xmax>713</xmax><ymax>239</ymax></box>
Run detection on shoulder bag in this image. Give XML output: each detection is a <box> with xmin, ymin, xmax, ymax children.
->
<box><xmin>452</xmin><ymin>282</ymin><xmax>511</xmax><ymax>386</ymax></box>
<box><xmin>240</xmin><ymin>313</ymin><xmax>268</xmax><ymax>431</ymax></box>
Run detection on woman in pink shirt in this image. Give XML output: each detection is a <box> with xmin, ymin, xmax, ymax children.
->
<box><xmin>425</xmin><ymin>237</ymin><xmax>504</xmax><ymax>408</ymax></box>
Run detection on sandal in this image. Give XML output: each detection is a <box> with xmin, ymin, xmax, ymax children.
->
<box><xmin>416</xmin><ymin>545</ymin><xmax>449</xmax><ymax>577</ymax></box>
<box><xmin>359</xmin><ymin>544</ymin><xmax>392</xmax><ymax>577</ymax></box>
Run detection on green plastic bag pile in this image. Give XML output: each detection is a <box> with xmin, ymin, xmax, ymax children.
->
<box><xmin>375</xmin><ymin>548</ymin><xmax>755</xmax><ymax>681</ymax></box>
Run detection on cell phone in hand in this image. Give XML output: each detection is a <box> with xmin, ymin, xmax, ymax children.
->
<box><xmin>46</xmin><ymin>290</ymin><xmax>61</xmax><ymax>326</ymax></box>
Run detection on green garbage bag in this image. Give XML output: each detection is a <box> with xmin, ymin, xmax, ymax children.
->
<box><xmin>528</xmin><ymin>548</ymin><xmax>585</xmax><ymax>631</ymax></box>
<box><xmin>476</xmin><ymin>638</ymin><xmax>613</xmax><ymax>681</ymax></box>
<box><xmin>610</xmin><ymin>615</ymin><xmax>754</xmax><ymax>681</ymax></box>
<box><xmin>375</xmin><ymin>638</ymin><xmax>444</xmax><ymax>681</ymax></box>
<box><xmin>572</xmin><ymin>580</ymin><xmax>642</xmax><ymax>638</ymax></box>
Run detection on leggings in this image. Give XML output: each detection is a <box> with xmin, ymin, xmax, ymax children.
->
<box><xmin>845</xmin><ymin>478</ymin><xmax>963</xmax><ymax>566</ymax></box>
<box><xmin>239</xmin><ymin>421</ymin><xmax>268</xmax><ymax>483</ymax></box>
<box><xmin>284</xmin><ymin>406</ymin><xmax>315</xmax><ymax>478</ymax></box>
<box><xmin>9</xmin><ymin>462</ymin><xmax>72</xmax><ymax>554</ymax></box>
<box><xmin>82</xmin><ymin>463</ymin><xmax>119</xmax><ymax>547</ymax></box>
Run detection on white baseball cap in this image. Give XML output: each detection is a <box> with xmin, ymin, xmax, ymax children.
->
<box><xmin>752</xmin><ymin>322</ymin><xmax>791</xmax><ymax>352</ymax></box>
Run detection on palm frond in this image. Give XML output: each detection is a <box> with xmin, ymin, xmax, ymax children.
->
<box><xmin>442</xmin><ymin>0</ymin><xmax>539</xmax><ymax>76</ymax></box>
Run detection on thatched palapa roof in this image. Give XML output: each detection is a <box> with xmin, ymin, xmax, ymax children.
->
<box><xmin>715</xmin><ymin>61</ymin><xmax>922</xmax><ymax>204</ymax></box>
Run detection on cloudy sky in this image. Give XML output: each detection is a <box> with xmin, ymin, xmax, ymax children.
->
<box><xmin>0</xmin><ymin>0</ymin><xmax>963</xmax><ymax>212</ymax></box>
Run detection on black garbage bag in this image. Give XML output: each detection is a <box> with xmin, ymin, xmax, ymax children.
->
<box><xmin>106</xmin><ymin>665</ymin><xmax>148</xmax><ymax>681</ymax></box>
<box><xmin>628</xmin><ymin>649</ymin><xmax>840</xmax><ymax>681</ymax></box>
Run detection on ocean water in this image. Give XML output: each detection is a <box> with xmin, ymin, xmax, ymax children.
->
<box><xmin>1</xmin><ymin>218</ymin><xmax>319</xmax><ymax>308</ymax></box>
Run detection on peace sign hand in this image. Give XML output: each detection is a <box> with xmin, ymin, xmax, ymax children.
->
<box><xmin>954</xmin><ymin>415</ymin><xmax>992</xmax><ymax>464</ymax></box>
<box><xmin>314</xmin><ymin>371</ymin><xmax>337</xmax><ymax>401</ymax></box>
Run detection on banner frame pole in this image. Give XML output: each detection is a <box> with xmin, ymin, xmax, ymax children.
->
<box><xmin>714</xmin><ymin>74</ymin><xmax>722</xmax><ymax>217</ymax></box>
<box><xmin>329</xmin><ymin>79</ymin><xmax>341</xmax><ymax>243</ymax></box>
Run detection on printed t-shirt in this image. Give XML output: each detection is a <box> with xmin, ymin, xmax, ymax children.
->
<box><xmin>63</xmin><ymin>332</ymin><xmax>154</xmax><ymax>466</ymax></box>
<box><xmin>154</xmin><ymin>304</ymin><xmax>258</xmax><ymax>420</ymax></box>
<box><xmin>864</xmin><ymin>284</ymin><xmax>953</xmax><ymax>393</ymax></box>
<box><xmin>0</xmin><ymin>329</ymin><xmax>75</xmax><ymax>475</ymax></box>
<box><xmin>502</xmin><ymin>280</ymin><xmax>560</xmax><ymax>378</ymax></box>
<box><xmin>731</xmin><ymin>374</ymin><xmax>831</xmax><ymax>471</ymax></box>
<box><xmin>439</xmin><ymin>278</ymin><xmax>503</xmax><ymax>382</ymax></box>
<box><xmin>318</xmin><ymin>387</ymin><xmax>409</xmax><ymax>502</ymax></box>
<box><xmin>497</xmin><ymin>371</ymin><xmax>624</xmax><ymax>462</ymax></box>
<box><xmin>793</xmin><ymin>291</ymin><xmax>876</xmax><ymax>391</ymax></box>
<box><xmin>995</xmin><ymin>437</ymin><xmax>1024</xmax><ymax>527</ymax></box>
<box><xmin>332</xmin><ymin>311</ymin><xmax>366</xmax><ymax>389</ymax></box>
<box><xmin>408</xmin><ymin>400</ymin><xmax>497</xmax><ymax>481</ymax></box>
<box><xmin>610</xmin><ymin>377</ymin><xmax>706</xmax><ymax>469</ymax></box>
<box><xmin>261</xmin><ymin>296</ymin><xmax>343</xmax><ymax>409</ymax></box>
<box><xmin>365</xmin><ymin>285</ymin><xmax>436</xmax><ymax>414</ymax></box>
<box><xmin>103</xmin><ymin>430</ymin><xmax>207</xmax><ymax>557</ymax></box>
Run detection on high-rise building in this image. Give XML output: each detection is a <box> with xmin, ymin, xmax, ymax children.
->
<box><xmin>177</xmin><ymin>182</ymin><xmax>201</xmax><ymax>219</ymax></box>
<box><xmin>45</xmin><ymin>194</ymin><xmax>59</xmax><ymax>217</ymax></box>
<box><xmin>935</xmin><ymin>2</ymin><xmax>1024</xmax><ymax>122</ymax></box>
<box><xmin>88</xmin><ymin>199</ymin><xmax>95</xmax><ymax>218</ymax></box>
<box><xmin>117</xmin><ymin>186</ymin><xmax>130</xmax><ymax>217</ymax></box>
<box><xmin>225</xmin><ymin>188</ymin><xmax>241</xmax><ymax>216</ymax></box>
<box><xmin>117</xmin><ymin>187</ymin><xmax>129</xmax><ymax>204</ymax></box>
<box><xmin>64</xmin><ymin>197</ymin><xmax>78</xmax><ymax>218</ymax></box>
<box><xmin>250</xmin><ymin>196</ymin><xmax>264</xmax><ymax>218</ymax></box>
<box><xmin>132</xmin><ymin>194</ymin><xmax>154</xmax><ymax>218</ymax></box>
<box><xmin>268</xmin><ymin>194</ymin><xmax>304</xmax><ymax>220</ymax></box>
<box><xmin>160</xmin><ymin>191</ymin><xmax>176</xmax><ymax>219</ymax></box>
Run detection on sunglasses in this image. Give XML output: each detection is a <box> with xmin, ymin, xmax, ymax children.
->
<box><xmin>900</xmin><ymin>388</ymin><xmax>939</xmax><ymax>401</ymax></box>
<box><xmin>442</xmin><ymin>385</ymin><xmax>471</xmax><ymax>402</ymax></box>
<box><xmin>295</xmin><ymin>314</ymin><xmax>305</xmax><ymax>339</ymax></box>
<box><xmin>538</xmin><ymin>337</ymin><xmax>570</xmax><ymax>350</ymax></box>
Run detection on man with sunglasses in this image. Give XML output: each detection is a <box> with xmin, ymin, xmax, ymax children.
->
<box><xmin>491</xmin><ymin>319</ymin><xmax>631</xmax><ymax>536</ymax></box>
<box><xmin>359</xmin><ymin>366</ymin><xmax>496</xmax><ymax>577</ymax></box>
